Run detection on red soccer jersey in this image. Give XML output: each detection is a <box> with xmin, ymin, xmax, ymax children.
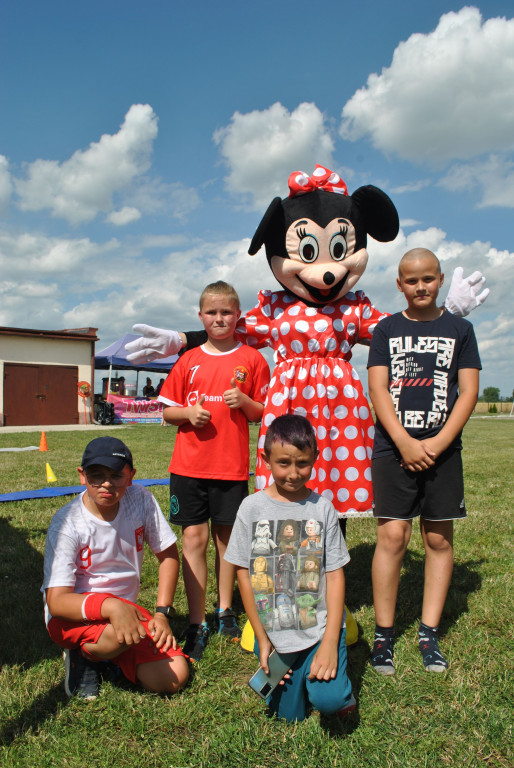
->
<box><xmin>159</xmin><ymin>343</ymin><xmax>270</xmax><ymax>480</ymax></box>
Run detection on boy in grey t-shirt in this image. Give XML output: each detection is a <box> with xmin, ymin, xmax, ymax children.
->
<box><xmin>225</xmin><ymin>415</ymin><xmax>355</xmax><ymax>723</ymax></box>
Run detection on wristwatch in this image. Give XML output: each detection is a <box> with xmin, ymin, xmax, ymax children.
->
<box><xmin>155</xmin><ymin>605</ymin><xmax>176</xmax><ymax>621</ymax></box>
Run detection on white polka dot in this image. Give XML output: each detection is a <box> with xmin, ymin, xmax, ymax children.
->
<box><xmin>347</xmin><ymin>323</ymin><xmax>356</xmax><ymax>336</ymax></box>
<box><xmin>345</xmin><ymin>426</ymin><xmax>358</xmax><ymax>440</ymax></box>
<box><xmin>297</xmin><ymin>367</ymin><xmax>307</xmax><ymax>381</ymax></box>
<box><xmin>336</xmin><ymin>446</ymin><xmax>349</xmax><ymax>461</ymax></box>
<box><xmin>340</xmin><ymin>341</ymin><xmax>350</xmax><ymax>354</ymax></box>
<box><xmin>351</xmin><ymin>368</ymin><xmax>361</xmax><ymax>381</ymax></box>
<box><xmin>333</xmin><ymin>365</ymin><xmax>343</xmax><ymax>378</ymax></box>
<box><xmin>305</xmin><ymin>307</ymin><xmax>317</xmax><ymax>316</ymax></box>
<box><xmin>333</xmin><ymin>318</ymin><xmax>344</xmax><ymax>332</ymax></box>
<box><xmin>321</xmin><ymin>364</ymin><xmax>331</xmax><ymax>378</ymax></box>
<box><xmin>354</xmin><ymin>446</ymin><xmax>367</xmax><ymax>461</ymax></box>
<box><xmin>325</xmin><ymin>337</ymin><xmax>337</xmax><ymax>351</ymax></box>
<box><xmin>343</xmin><ymin>384</ymin><xmax>355</xmax><ymax>399</ymax></box>
<box><xmin>254</xmin><ymin>476</ymin><xmax>265</xmax><ymax>490</ymax></box>
<box><xmin>271</xmin><ymin>328</ymin><xmax>279</xmax><ymax>340</ymax></box>
<box><xmin>367</xmin><ymin>447</ymin><xmax>373</xmax><ymax>459</ymax></box>
<box><xmin>272</xmin><ymin>392</ymin><xmax>285</xmax><ymax>407</ymax></box>
<box><xmin>278</xmin><ymin>344</ymin><xmax>287</xmax><ymax>357</ymax></box>
<box><xmin>293</xmin><ymin>406</ymin><xmax>307</xmax><ymax>417</ymax></box>
<box><xmin>280</xmin><ymin>372</ymin><xmax>287</xmax><ymax>385</ymax></box>
<box><xmin>364</xmin><ymin>468</ymin><xmax>372</xmax><ymax>481</ymax></box>
<box><xmin>330</xmin><ymin>468</ymin><xmax>340</xmax><ymax>482</ymax></box>
<box><xmin>310</xmin><ymin>363</ymin><xmax>318</xmax><ymax>377</ymax></box>
<box><xmin>337</xmin><ymin>488</ymin><xmax>350</xmax><ymax>502</ymax></box>
<box><xmin>359</xmin><ymin>406</ymin><xmax>370</xmax><ymax>419</ymax></box>
<box><xmin>345</xmin><ymin>467</ymin><xmax>359</xmax><ymax>481</ymax></box>
<box><xmin>334</xmin><ymin>405</ymin><xmax>348</xmax><ymax>419</ymax></box>
<box><xmin>310</xmin><ymin>467</ymin><xmax>316</xmax><ymax>480</ymax></box>
<box><xmin>314</xmin><ymin>319</ymin><xmax>329</xmax><ymax>333</ymax></box>
<box><xmin>323</xmin><ymin>406</ymin><xmax>331</xmax><ymax>419</ymax></box>
<box><xmin>258</xmin><ymin>435</ymin><xmax>266</xmax><ymax>448</ymax></box>
<box><xmin>329</xmin><ymin>426</ymin><xmax>340</xmax><ymax>440</ymax></box>
<box><xmin>269</xmin><ymin>376</ymin><xmax>276</xmax><ymax>388</ymax></box>
<box><xmin>308</xmin><ymin>338</ymin><xmax>320</xmax><ymax>352</ymax></box>
<box><xmin>316</xmin><ymin>383</ymin><xmax>326</xmax><ymax>398</ymax></box>
<box><xmin>303</xmin><ymin>386</ymin><xmax>315</xmax><ymax>399</ymax></box>
<box><xmin>289</xmin><ymin>386</ymin><xmax>298</xmax><ymax>400</ymax></box>
<box><xmin>318</xmin><ymin>426</ymin><xmax>327</xmax><ymax>440</ymax></box>
<box><xmin>353</xmin><ymin>406</ymin><xmax>360</xmax><ymax>419</ymax></box>
<box><xmin>288</xmin><ymin>305</ymin><xmax>301</xmax><ymax>316</ymax></box>
<box><xmin>362</xmin><ymin>306</ymin><xmax>372</xmax><ymax>319</ymax></box>
<box><xmin>256</xmin><ymin>324</ymin><xmax>270</xmax><ymax>335</ymax></box>
<box><xmin>321</xmin><ymin>489</ymin><xmax>334</xmax><ymax>501</ymax></box>
<box><xmin>368</xmin><ymin>425</ymin><xmax>375</xmax><ymax>439</ymax></box>
<box><xmin>322</xmin><ymin>305</ymin><xmax>335</xmax><ymax>314</ymax></box>
<box><xmin>291</xmin><ymin>339</ymin><xmax>303</xmax><ymax>353</ymax></box>
<box><xmin>327</xmin><ymin>385</ymin><xmax>338</xmax><ymax>400</ymax></box>
<box><xmin>312</xmin><ymin>405</ymin><xmax>319</xmax><ymax>419</ymax></box>
<box><xmin>318</xmin><ymin>468</ymin><xmax>326</xmax><ymax>482</ymax></box>
<box><xmin>295</xmin><ymin>320</ymin><xmax>309</xmax><ymax>333</ymax></box>
<box><xmin>280</xmin><ymin>322</ymin><xmax>290</xmax><ymax>336</ymax></box>
<box><xmin>273</xmin><ymin>307</ymin><xmax>284</xmax><ymax>319</ymax></box>
<box><xmin>323</xmin><ymin>447</ymin><xmax>332</xmax><ymax>460</ymax></box>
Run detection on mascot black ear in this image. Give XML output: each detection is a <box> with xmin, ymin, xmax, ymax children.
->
<box><xmin>248</xmin><ymin>197</ymin><xmax>287</xmax><ymax>258</ymax></box>
<box><xmin>351</xmin><ymin>185</ymin><xmax>399</xmax><ymax>243</ymax></box>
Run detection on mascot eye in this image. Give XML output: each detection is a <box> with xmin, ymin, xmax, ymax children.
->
<box><xmin>330</xmin><ymin>230</ymin><xmax>348</xmax><ymax>262</ymax></box>
<box><xmin>297</xmin><ymin>229</ymin><xmax>319</xmax><ymax>263</ymax></box>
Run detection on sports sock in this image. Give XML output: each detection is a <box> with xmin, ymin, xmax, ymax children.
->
<box><xmin>371</xmin><ymin>624</ymin><xmax>395</xmax><ymax>675</ymax></box>
<box><xmin>418</xmin><ymin>622</ymin><xmax>448</xmax><ymax>672</ymax></box>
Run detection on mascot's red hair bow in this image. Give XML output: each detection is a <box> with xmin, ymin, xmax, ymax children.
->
<box><xmin>288</xmin><ymin>164</ymin><xmax>348</xmax><ymax>198</ymax></box>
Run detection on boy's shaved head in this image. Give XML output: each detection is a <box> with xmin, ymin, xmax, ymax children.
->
<box><xmin>399</xmin><ymin>248</ymin><xmax>441</xmax><ymax>277</ymax></box>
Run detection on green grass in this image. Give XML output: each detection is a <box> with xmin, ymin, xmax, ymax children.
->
<box><xmin>0</xmin><ymin>419</ymin><xmax>513</xmax><ymax>767</ymax></box>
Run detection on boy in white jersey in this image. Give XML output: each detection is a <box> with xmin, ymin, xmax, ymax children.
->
<box><xmin>42</xmin><ymin>436</ymin><xmax>189</xmax><ymax>700</ymax></box>
<box><xmin>158</xmin><ymin>281</ymin><xmax>270</xmax><ymax>661</ymax></box>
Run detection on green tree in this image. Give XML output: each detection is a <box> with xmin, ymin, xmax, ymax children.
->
<box><xmin>482</xmin><ymin>386</ymin><xmax>500</xmax><ymax>402</ymax></box>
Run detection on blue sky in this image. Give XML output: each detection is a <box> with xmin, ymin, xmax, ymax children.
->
<box><xmin>1</xmin><ymin>1</ymin><xmax>513</xmax><ymax>396</ymax></box>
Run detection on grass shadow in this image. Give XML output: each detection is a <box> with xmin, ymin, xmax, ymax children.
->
<box><xmin>0</xmin><ymin>683</ymin><xmax>66</xmax><ymax>747</ymax></box>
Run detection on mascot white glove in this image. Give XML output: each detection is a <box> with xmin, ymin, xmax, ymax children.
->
<box><xmin>125</xmin><ymin>325</ymin><xmax>183</xmax><ymax>364</ymax></box>
<box><xmin>444</xmin><ymin>267</ymin><xmax>489</xmax><ymax>317</ymax></box>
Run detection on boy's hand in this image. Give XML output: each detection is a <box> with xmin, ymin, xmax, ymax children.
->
<box><xmin>189</xmin><ymin>395</ymin><xmax>211</xmax><ymax>427</ymax></box>
<box><xmin>149</xmin><ymin>613</ymin><xmax>177</xmax><ymax>652</ymax></box>
<box><xmin>223</xmin><ymin>378</ymin><xmax>244</xmax><ymax>409</ymax></box>
<box><xmin>397</xmin><ymin>435</ymin><xmax>436</xmax><ymax>473</ymax></box>
<box><xmin>258</xmin><ymin>636</ymin><xmax>274</xmax><ymax>674</ymax></box>
<box><xmin>308</xmin><ymin>639</ymin><xmax>338</xmax><ymax>681</ymax></box>
<box><xmin>104</xmin><ymin>598</ymin><xmax>148</xmax><ymax>646</ymax></box>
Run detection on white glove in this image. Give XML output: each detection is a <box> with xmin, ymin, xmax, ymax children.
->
<box><xmin>444</xmin><ymin>267</ymin><xmax>489</xmax><ymax>317</ymax></box>
<box><xmin>125</xmin><ymin>325</ymin><xmax>183</xmax><ymax>363</ymax></box>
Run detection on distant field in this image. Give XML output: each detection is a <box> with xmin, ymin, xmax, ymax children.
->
<box><xmin>0</xmin><ymin>418</ymin><xmax>512</xmax><ymax>767</ymax></box>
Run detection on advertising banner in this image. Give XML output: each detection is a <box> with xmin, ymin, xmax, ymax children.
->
<box><xmin>107</xmin><ymin>394</ymin><xmax>163</xmax><ymax>424</ymax></box>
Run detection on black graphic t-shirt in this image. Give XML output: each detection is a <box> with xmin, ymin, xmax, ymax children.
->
<box><xmin>368</xmin><ymin>310</ymin><xmax>481</xmax><ymax>458</ymax></box>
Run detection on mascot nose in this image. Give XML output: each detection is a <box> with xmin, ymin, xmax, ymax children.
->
<box><xmin>323</xmin><ymin>272</ymin><xmax>336</xmax><ymax>286</ymax></box>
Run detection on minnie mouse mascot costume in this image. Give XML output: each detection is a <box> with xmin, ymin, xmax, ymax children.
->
<box><xmin>127</xmin><ymin>165</ymin><xmax>488</xmax><ymax>523</ymax></box>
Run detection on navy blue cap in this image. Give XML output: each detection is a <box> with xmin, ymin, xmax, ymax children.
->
<box><xmin>81</xmin><ymin>437</ymin><xmax>133</xmax><ymax>471</ymax></box>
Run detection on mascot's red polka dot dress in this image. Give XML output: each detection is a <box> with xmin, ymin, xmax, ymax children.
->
<box><xmin>237</xmin><ymin>288</ymin><xmax>389</xmax><ymax>518</ymax></box>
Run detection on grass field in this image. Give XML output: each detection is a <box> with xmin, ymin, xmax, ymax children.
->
<box><xmin>0</xmin><ymin>419</ymin><xmax>513</xmax><ymax>767</ymax></box>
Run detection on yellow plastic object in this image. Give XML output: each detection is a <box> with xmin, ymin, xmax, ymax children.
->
<box><xmin>240</xmin><ymin>603</ymin><xmax>358</xmax><ymax>652</ymax></box>
<box><xmin>46</xmin><ymin>463</ymin><xmax>57</xmax><ymax>483</ymax></box>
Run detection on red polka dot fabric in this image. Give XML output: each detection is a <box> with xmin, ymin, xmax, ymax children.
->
<box><xmin>236</xmin><ymin>289</ymin><xmax>389</xmax><ymax>517</ymax></box>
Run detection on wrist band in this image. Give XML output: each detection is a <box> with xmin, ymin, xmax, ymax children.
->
<box><xmin>82</xmin><ymin>593</ymin><xmax>109</xmax><ymax>621</ymax></box>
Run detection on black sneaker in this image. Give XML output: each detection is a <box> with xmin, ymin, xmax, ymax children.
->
<box><xmin>63</xmin><ymin>649</ymin><xmax>100</xmax><ymax>700</ymax></box>
<box><xmin>182</xmin><ymin>623</ymin><xmax>210</xmax><ymax>662</ymax></box>
<box><xmin>419</xmin><ymin>624</ymin><xmax>448</xmax><ymax>672</ymax></box>
<box><xmin>371</xmin><ymin>630</ymin><xmax>395</xmax><ymax>676</ymax></box>
<box><xmin>215</xmin><ymin>608</ymin><xmax>242</xmax><ymax>642</ymax></box>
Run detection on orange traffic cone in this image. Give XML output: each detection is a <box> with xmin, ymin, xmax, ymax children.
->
<box><xmin>46</xmin><ymin>463</ymin><xmax>57</xmax><ymax>483</ymax></box>
<box><xmin>39</xmin><ymin>432</ymin><xmax>48</xmax><ymax>452</ymax></box>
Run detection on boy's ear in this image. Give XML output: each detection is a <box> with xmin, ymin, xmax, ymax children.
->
<box><xmin>396</xmin><ymin>276</ymin><xmax>403</xmax><ymax>293</ymax></box>
<box><xmin>77</xmin><ymin>467</ymin><xmax>87</xmax><ymax>486</ymax></box>
<box><xmin>260</xmin><ymin>450</ymin><xmax>271</xmax><ymax>470</ymax></box>
<box><xmin>128</xmin><ymin>467</ymin><xmax>136</xmax><ymax>485</ymax></box>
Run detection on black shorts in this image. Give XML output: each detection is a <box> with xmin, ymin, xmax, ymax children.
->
<box><xmin>372</xmin><ymin>448</ymin><xmax>466</xmax><ymax>522</ymax></box>
<box><xmin>169</xmin><ymin>474</ymin><xmax>248</xmax><ymax>527</ymax></box>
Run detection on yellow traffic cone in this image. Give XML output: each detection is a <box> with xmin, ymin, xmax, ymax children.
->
<box><xmin>46</xmin><ymin>463</ymin><xmax>57</xmax><ymax>483</ymax></box>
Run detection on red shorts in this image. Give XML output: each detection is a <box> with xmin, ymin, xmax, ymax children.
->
<box><xmin>47</xmin><ymin>595</ymin><xmax>186</xmax><ymax>684</ymax></box>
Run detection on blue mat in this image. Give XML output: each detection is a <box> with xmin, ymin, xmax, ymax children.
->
<box><xmin>0</xmin><ymin>478</ymin><xmax>170</xmax><ymax>503</ymax></box>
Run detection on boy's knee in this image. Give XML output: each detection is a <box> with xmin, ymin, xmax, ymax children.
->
<box><xmin>137</xmin><ymin>656</ymin><xmax>190</xmax><ymax>694</ymax></box>
<box><xmin>308</xmin><ymin>678</ymin><xmax>352</xmax><ymax>715</ymax></box>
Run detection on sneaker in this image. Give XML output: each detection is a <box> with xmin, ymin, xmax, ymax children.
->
<box><xmin>371</xmin><ymin>630</ymin><xmax>395</xmax><ymax>676</ymax></box>
<box><xmin>419</xmin><ymin>624</ymin><xmax>448</xmax><ymax>672</ymax></box>
<box><xmin>215</xmin><ymin>608</ymin><xmax>242</xmax><ymax>642</ymax></box>
<box><xmin>63</xmin><ymin>649</ymin><xmax>100</xmax><ymax>700</ymax></box>
<box><xmin>182</xmin><ymin>623</ymin><xmax>210</xmax><ymax>662</ymax></box>
<box><xmin>337</xmin><ymin>694</ymin><xmax>357</xmax><ymax>719</ymax></box>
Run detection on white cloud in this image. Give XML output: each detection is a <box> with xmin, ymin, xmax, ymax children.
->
<box><xmin>15</xmin><ymin>104</ymin><xmax>158</xmax><ymax>225</ymax></box>
<box><xmin>0</xmin><ymin>156</ymin><xmax>12</xmax><ymax>214</ymax></box>
<box><xmin>214</xmin><ymin>102</ymin><xmax>335</xmax><ymax>209</ymax></box>
<box><xmin>339</xmin><ymin>8</ymin><xmax>514</xmax><ymax>165</ymax></box>
<box><xmin>439</xmin><ymin>155</ymin><xmax>514</xmax><ymax>208</ymax></box>
<box><xmin>127</xmin><ymin>178</ymin><xmax>201</xmax><ymax>220</ymax></box>
<box><xmin>105</xmin><ymin>207</ymin><xmax>142</xmax><ymax>226</ymax></box>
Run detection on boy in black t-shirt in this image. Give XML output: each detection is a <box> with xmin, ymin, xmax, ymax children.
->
<box><xmin>367</xmin><ymin>248</ymin><xmax>481</xmax><ymax>674</ymax></box>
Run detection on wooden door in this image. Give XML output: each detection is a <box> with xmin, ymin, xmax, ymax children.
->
<box><xmin>3</xmin><ymin>364</ymin><xmax>78</xmax><ymax>425</ymax></box>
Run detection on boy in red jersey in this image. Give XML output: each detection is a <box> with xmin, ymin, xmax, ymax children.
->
<box><xmin>158</xmin><ymin>281</ymin><xmax>270</xmax><ymax>660</ymax></box>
